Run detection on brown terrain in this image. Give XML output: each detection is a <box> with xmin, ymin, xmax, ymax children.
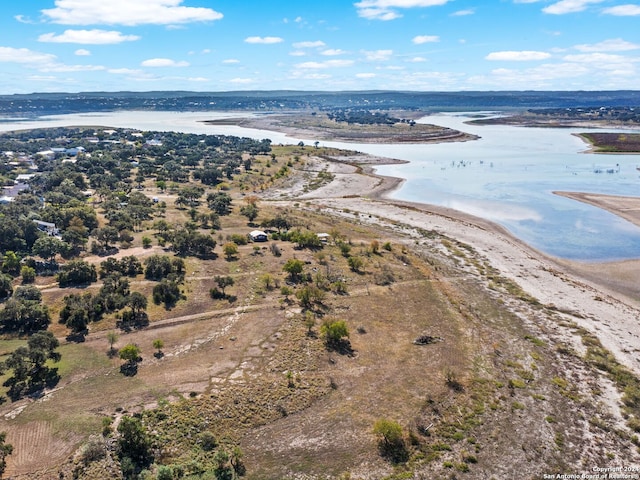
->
<box><xmin>2</xmin><ymin>125</ymin><xmax>640</xmax><ymax>479</ymax></box>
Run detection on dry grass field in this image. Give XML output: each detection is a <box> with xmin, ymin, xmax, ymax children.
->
<box><xmin>1</xmin><ymin>144</ymin><xmax>639</xmax><ymax>479</ymax></box>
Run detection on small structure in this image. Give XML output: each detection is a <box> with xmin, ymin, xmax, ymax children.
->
<box><xmin>249</xmin><ymin>230</ymin><xmax>268</xmax><ymax>242</ymax></box>
<box><xmin>33</xmin><ymin>220</ymin><xmax>59</xmax><ymax>236</ymax></box>
<box><xmin>317</xmin><ymin>233</ymin><xmax>330</xmax><ymax>243</ymax></box>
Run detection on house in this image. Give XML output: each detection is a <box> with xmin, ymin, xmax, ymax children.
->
<box><xmin>317</xmin><ymin>233</ymin><xmax>330</xmax><ymax>243</ymax></box>
<box><xmin>249</xmin><ymin>230</ymin><xmax>268</xmax><ymax>242</ymax></box>
<box><xmin>33</xmin><ymin>220</ymin><xmax>59</xmax><ymax>236</ymax></box>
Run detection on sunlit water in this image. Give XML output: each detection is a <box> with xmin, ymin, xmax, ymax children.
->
<box><xmin>2</xmin><ymin>110</ymin><xmax>640</xmax><ymax>261</ymax></box>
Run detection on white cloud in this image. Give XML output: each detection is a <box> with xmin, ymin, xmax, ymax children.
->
<box><xmin>40</xmin><ymin>63</ymin><xmax>105</xmax><ymax>72</ymax></box>
<box><xmin>363</xmin><ymin>49</ymin><xmax>393</xmax><ymax>61</ymax></box>
<box><xmin>412</xmin><ymin>35</ymin><xmax>439</xmax><ymax>44</ymax></box>
<box><xmin>295</xmin><ymin>59</ymin><xmax>354</xmax><ymax>69</ymax></box>
<box><xmin>485</xmin><ymin>50</ymin><xmax>552</xmax><ymax>61</ymax></box>
<box><xmin>141</xmin><ymin>58</ymin><xmax>190</xmax><ymax>67</ymax></box>
<box><xmin>292</xmin><ymin>41</ymin><xmax>326</xmax><ymax>48</ymax></box>
<box><xmin>222</xmin><ymin>59</ymin><xmax>240</xmax><ymax>64</ymax></box>
<box><xmin>574</xmin><ymin>38</ymin><xmax>640</xmax><ymax>52</ymax></box>
<box><xmin>245</xmin><ymin>36</ymin><xmax>284</xmax><ymax>44</ymax></box>
<box><xmin>0</xmin><ymin>47</ymin><xmax>58</xmax><ymax>66</ymax></box>
<box><xmin>603</xmin><ymin>4</ymin><xmax>640</xmax><ymax>15</ymax></box>
<box><xmin>542</xmin><ymin>0</ymin><xmax>605</xmax><ymax>15</ymax></box>
<box><xmin>356</xmin><ymin>73</ymin><xmax>377</xmax><ymax>78</ymax></box>
<box><xmin>321</xmin><ymin>49</ymin><xmax>348</xmax><ymax>56</ymax></box>
<box><xmin>229</xmin><ymin>78</ymin><xmax>254</xmax><ymax>84</ymax></box>
<box><xmin>74</xmin><ymin>49</ymin><xmax>91</xmax><ymax>56</ymax></box>
<box><xmin>41</xmin><ymin>0</ymin><xmax>223</xmax><ymax>26</ymax></box>
<box><xmin>562</xmin><ymin>53</ymin><xmax>634</xmax><ymax>65</ymax></box>
<box><xmin>289</xmin><ymin>51</ymin><xmax>307</xmax><ymax>57</ymax></box>
<box><xmin>407</xmin><ymin>56</ymin><xmax>427</xmax><ymax>62</ymax></box>
<box><xmin>187</xmin><ymin>77</ymin><xmax>208</xmax><ymax>82</ymax></box>
<box><xmin>451</xmin><ymin>9</ymin><xmax>474</xmax><ymax>16</ymax></box>
<box><xmin>354</xmin><ymin>0</ymin><xmax>452</xmax><ymax>21</ymax></box>
<box><xmin>39</xmin><ymin>29</ymin><xmax>140</xmax><ymax>44</ymax></box>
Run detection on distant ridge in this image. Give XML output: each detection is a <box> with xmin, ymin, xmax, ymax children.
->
<box><xmin>1</xmin><ymin>90</ymin><xmax>639</xmax><ymax>117</ymax></box>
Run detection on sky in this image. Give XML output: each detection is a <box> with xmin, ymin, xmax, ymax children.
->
<box><xmin>0</xmin><ymin>0</ymin><xmax>639</xmax><ymax>94</ymax></box>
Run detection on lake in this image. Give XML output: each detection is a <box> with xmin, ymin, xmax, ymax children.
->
<box><xmin>1</xmin><ymin>110</ymin><xmax>639</xmax><ymax>261</ymax></box>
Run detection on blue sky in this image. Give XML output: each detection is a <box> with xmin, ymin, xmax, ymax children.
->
<box><xmin>0</xmin><ymin>0</ymin><xmax>639</xmax><ymax>94</ymax></box>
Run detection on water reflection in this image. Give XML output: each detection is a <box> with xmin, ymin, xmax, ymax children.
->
<box><xmin>1</xmin><ymin>111</ymin><xmax>640</xmax><ymax>261</ymax></box>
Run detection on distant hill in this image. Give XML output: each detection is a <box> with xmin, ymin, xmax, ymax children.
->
<box><xmin>1</xmin><ymin>90</ymin><xmax>639</xmax><ymax>117</ymax></box>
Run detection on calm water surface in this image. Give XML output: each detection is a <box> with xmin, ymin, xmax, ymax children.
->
<box><xmin>2</xmin><ymin>111</ymin><xmax>640</xmax><ymax>261</ymax></box>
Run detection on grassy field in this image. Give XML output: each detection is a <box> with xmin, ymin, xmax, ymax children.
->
<box><xmin>1</xmin><ymin>145</ymin><xmax>639</xmax><ymax>479</ymax></box>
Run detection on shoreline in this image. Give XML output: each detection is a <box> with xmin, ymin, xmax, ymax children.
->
<box><xmin>278</xmin><ymin>151</ymin><xmax>640</xmax><ymax>376</ymax></box>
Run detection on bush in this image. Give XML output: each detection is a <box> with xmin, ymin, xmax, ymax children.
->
<box><xmin>230</xmin><ymin>233</ymin><xmax>248</xmax><ymax>245</ymax></box>
<box><xmin>153</xmin><ymin>280</ymin><xmax>182</xmax><ymax>308</ymax></box>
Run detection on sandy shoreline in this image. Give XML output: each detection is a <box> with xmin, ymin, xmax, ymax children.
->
<box><xmin>275</xmin><ymin>152</ymin><xmax>640</xmax><ymax>376</ymax></box>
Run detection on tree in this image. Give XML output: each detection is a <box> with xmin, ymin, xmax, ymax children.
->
<box><xmin>57</xmin><ymin>260</ymin><xmax>97</xmax><ymax>287</ymax></box>
<box><xmin>0</xmin><ymin>298</ymin><xmax>50</xmax><ymax>334</ymax></box>
<box><xmin>59</xmin><ymin>293</ymin><xmax>93</xmax><ymax>335</ymax></box>
<box><xmin>207</xmin><ymin>192</ymin><xmax>232</xmax><ymax>216</ymax></box>
<box><xmin>32</xmin><ymin>236</ymin><xmax>68</xmax><ymax>262</ymax></box>
<box><xmin>320</xmin><ymin>319</ymin><xmax>349</xmax><ymax>349</ymax></box>
<box><xmin>13</xmin><ymin>285</ymin><xmax>42</xmax><ymax>302</ymax></box>
<box><xmin>2</xmin><ymin>331</ymin><xmax>60</xmax><ymax>400</ymax></box>
<box><xmin>0</xmin><ymin>431</ymin><xmax>13</xmax><ymax>478</ymax></box>
<box><xmin>1</xmin><ymin>251</ymin><xmax>20</xmax><ymax>275</ymax></box>
<box><xmin>152</xmin><ymin>339</ymin><xmax>164</xmax><ymax>358</ymax></box>
<box><xmin>240</xmin><ymin>203</ymin><xmax>259</xmax><ymax>224</ymax></box>
<box><xmin>0</xmin><ymin>274</ymin><xmax>12</xmax><ymax>301</ymax></box>
<box><xmin>107</xmin><ymin>331</ymin><xmax>119</xmax><ymax>356</ymax></box>
<box><xmin>128</xmin><ymin>292</ymin><xmax>147</xmax><ymax>319</ymax></box>
<box><xmin>93</xmin><ymin>226</ymin><xmax>120</xmax><ymax>251</ymax></box>
<box><xmin>20</xmin><ymin>265</ymin><xmax>36</xmax><ymax>284</ymax></box>
<box><xmin>152</xmin><ymin>279</ymin><xmax>182</xmax><ymax>309</ymax></box>
<box><xmin>118</xmin><ymin>344</ymin><xmax>141</xmax><ymax>376</ymax></box>
<box><xmin>214</xmin><ymin>275</ymin><xmax>234</xmax><ymax>296</ymax></box>
<box><xmin>117</xmin><ymin>415</ymin><xmax>153</xmax><ymax>476</ymax></box>
<box><xmin>222</xmin><ymin>242</ymin><xmax>238</xmax><ymax>261</ymax></box>
<box><xmin>373</xmin><ymin>418</ymin><xmax>408</xmax><ymax>463</ymax></box>
<box><xmin>283</xmin><ymin>258</ymin><xmax>304</xmax><ymax>282</ymax></box>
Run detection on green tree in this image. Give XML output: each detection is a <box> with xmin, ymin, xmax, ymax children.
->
<box><xmin>0</xmin><ymin>431</ymin><xmax>13</xmax><ymax>478</ymax></box>
<box><xmin>57</xmin><ymin>260</ymin><xmax>97</xmax><ymax>287</ymax></box>
<box><xmin>107</xmin><ymin>331</ymin><xmax>119</xmax><ymax>356</ymax></box>
<box><xmin>32</xmin><ymin>236</ymin><xmax>68</xmax><ymax>262</ymax></box>
<box><xmin>348</xmin><ymin>255</ymin><xmax>364</xmax><ymax>273</ymax></box>
<box><xmin>222</xmin><ymin>242</ymin><xmax>238</xmax><ymax>260</ymax></box>
<box><xmin>20</xmin><ymin>265</ymin><xmax>36</xmax><ymax>284</ymax></box>
<box><xmin>214</xmin><ymin>275</ymin><xmax>234</xmax><ymax>296</ymax></box>
<box><xmin>373</xmin><ymin>418</ymin><xmax>408</xmax><ymax>463</ymax></box>
<box><xmin>117</xmin><ymin>415</ymin><xmax>153</xmax><ymax>476</ymax></box>
<box><xmin>283</xmin><ymin>258</ymin><xmax>304</xmax><ymax>282</ymax></box>
<box><xmin>0</xmin><ymin>297</ymin><xmax>50</xmax><ymax>334</ymax></box>
<box><xmin>320</xmin><ymin>319</ymin><xmax>349</xmax><ymax>349</ymax></box>
<box><xmin>2</xmin><ymin>331</ymin><xmax>60</xmax><ymax>401</ymax></box>
<box><xmin>152</xmin><ymin>339</ymin><xmax>164</xmax><ymax>357</ymax></box>
<box><xmin>1</xmin><ymin>251</ymin><xmax>20</xmax><ymax>275</ymax></box>
<box><xmin>240</xmin><ymin>203</ymin><xmax>259</xmax><ymax>223</ymax></box>
<box><xmin>0</xmin><ymin>274</ymin><xmax>12</xmax><ymax>301</ymax></box>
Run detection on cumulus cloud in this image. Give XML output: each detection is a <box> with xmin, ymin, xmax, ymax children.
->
<box><xmin>574</xmin><ymin>38</ymin><xmax>640</xmax><ymax>52</ymax></box>
<box><xmin>293</xmin><ymin>41</ymin><xmax>326</xmax><ymax>48</ymax></box>
<box><xmin>413</xmin><ymin>35</ymin><xmax>439</xmax><ymax>44</ymax></box>
<box><xmin>295</xmin><ymin>59</ymin><xmax>354</xmax><ymax>69</ymax></box>
<box><xmin>542</xmin><ymin>0</ymin><xmax>605</xmax><ymax>15</ymax></box>
<box><xmin>354</xmin><ymin>0</ymin><xmax>452</xmax><ymax>21</ymax></box>
<box><xmin>0</xmin><ymin>47</ymin><xmax>58</xmax><ymax>65</ymax></box>
<box><xmin>41</xmin><ymin>0</ymin><xmax>223</xmax><ymax>26</ymax></box>
<box><xmin>74</xmin><ymin>49</ymin><xmax>91</xmax><ymax>56</ymax></box>
<box><xmin>451</xmin><ymin>9</ymin><xmax>475</xmax><ymax>16</ymax></box>
<box><xmin>141</xmin><ymin>58</ymin><xmax>190</xmax><ymax>67</ymax></box>
<box><xmin>485</xmin><ymin>50</ymin><xmax>552</xmax><ymax>61</ymax></box>
<box><xmin>603</xmin><ymin>4</ymin><xmax>640</xmax><ymax>15</ymax></box>
<box><xmin>321</xmin><ymin>49</ymin><xmax>348</xmax><ymax>56</ymax></box>
<box><xmin>39</xmin><ymin>29</ymin><xmax>140</xmax><ymax>44</ymax></box>
<box><xmin>222</xmin><ymin>59</ymin><xmax>240</xmax><ymax>64</ymax></box>
<box><xmin>356</xmin><ymin>73</ymin><xmax>377</xmax><ymax>78</ymax></box>
<box><xmin>245</xmin><ymin>36</ymin><xmax>284</xmax><ymax>44</ymax></box>
<box><xmin>363</xmin><ymin>49</ymin><xmax>393</xmax><ymax>61</ymax></box>
<box><xmin>407</xmin><ymin>56</ymin><xmax>427</xmax><ymax>62</ymax></box>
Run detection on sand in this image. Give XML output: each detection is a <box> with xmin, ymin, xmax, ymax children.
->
<box><xmin>274</xmin><ymin>153</ymin><xmax>640</xmax><ymax>376</ymax></box>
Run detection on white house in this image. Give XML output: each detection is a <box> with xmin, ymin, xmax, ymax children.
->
<box><xmin>249</xmin><ymin>230</ymin><xmax>268</xmax><ymax>242</ymax></box>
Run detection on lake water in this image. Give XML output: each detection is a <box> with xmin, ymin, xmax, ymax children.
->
<box><xmin>2</xmin><ymin>110</ymin><xmax>640</xmax><ymax>262</ymax></box>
